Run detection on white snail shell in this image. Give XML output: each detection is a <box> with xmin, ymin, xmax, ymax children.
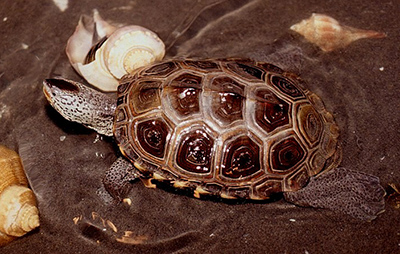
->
<box><xmin>0</xmin><ymin>145</ymin><xmax>39</xmax><ymax>247</ymax></box>
<box><xmin>290</xmin><ymin>13</ymin><xmax>386</xmax><ymax>52</ymax></box>
<box><xmin>66</xmin><ymin>9</ymin><xmax>165</xmax><ymax>92</ymax></box>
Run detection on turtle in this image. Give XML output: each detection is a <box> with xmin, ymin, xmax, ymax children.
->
<box><xmin>43</xmin><ymin>59</ymin><xmax>385</xmax><ymax>220</ymax></box>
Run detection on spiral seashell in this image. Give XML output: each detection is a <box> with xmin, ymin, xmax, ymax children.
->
<box><xmin>66</xmin><ymin>9</ymin><xmax>165</xmax><ymax>92</ymax></box>
<box><xmin>0</xmin><ymin>145</ymin><xmax>39</xmax><ymax>247</ymax></box>
<box><xmin>290</xmin><ymin>13</ymin><xmax>386</xmax><ymax>52</ymax></box>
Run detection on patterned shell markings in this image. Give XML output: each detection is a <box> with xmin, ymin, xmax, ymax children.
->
<box><xmin>113</xmin><ymin>59</ymin><xmax>340</xmax><ymax>200</ymax></box>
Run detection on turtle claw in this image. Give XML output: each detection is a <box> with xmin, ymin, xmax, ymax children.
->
<box><xmin>140</xmin><ymin>178</ymin><xmax>157</xmax><ymax>189</ymax></box>
<box><xmin>103</xmin><ymin>157</ymin><xmax>141</xmax><ymax>202</ymax></box>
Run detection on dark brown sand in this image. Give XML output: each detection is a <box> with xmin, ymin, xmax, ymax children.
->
<box><xmin>0</xmin><ymin>0</ymin><xmax>399</xmax><ymax>253</ymax></box>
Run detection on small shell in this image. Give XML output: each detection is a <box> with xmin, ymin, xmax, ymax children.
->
<box><xmin>0</xmin><ymin>145</ymin><xmax>39</xmax><ymax>247</ymax></box>
<box><xmin>290</xmin><ymin>13</ymin><xmax>386</xmax><ymax>52</ymax></box>
<box><xmin>66</xmin><ymin>9</ymin><xmax>165</xmax><ymax>92</ymax></box>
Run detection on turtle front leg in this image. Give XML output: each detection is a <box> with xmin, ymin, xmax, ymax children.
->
<box><xmin>103</xmin><ymin>157</ymin><xmax>142</xmax><ymax>202</ymax></box>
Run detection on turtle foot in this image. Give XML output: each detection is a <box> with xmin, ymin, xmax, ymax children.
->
<box><xmin>103</xmin><ymin>157</ymin><xmax>141</xmax><ymax>202</ymax></box>
<box><xmin>284</xmin><ymin>167</ymin><xmax>386</xmax><ymax>221</ymax></box>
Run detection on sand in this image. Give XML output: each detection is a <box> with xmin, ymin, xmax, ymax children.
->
<box><xmin>0</xmin><ymin>0</ymin><xmax>399</xmax><ymax>253</ymax></box>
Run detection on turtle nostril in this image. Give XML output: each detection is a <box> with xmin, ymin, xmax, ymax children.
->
<box><xmin>45</xmin><ymin>78</ymin><xmax>80</xmax><ymax>92</ymax></box>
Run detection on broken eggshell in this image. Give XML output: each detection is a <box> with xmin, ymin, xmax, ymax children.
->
<box><xmin>290</xmin><ymin>13</ymin><xmax>386</xmax><ymax>52</ymax></box>
<box><xmin>66</xmin><ymin>10</ymin><xmax>165</xmax><ymax>92</ymax></box>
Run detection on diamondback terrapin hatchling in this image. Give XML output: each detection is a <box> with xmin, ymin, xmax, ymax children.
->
<box><xmin>43</xmin><ymin>59</ymin><xmax>385</xmax><ymax>220</ymax></box>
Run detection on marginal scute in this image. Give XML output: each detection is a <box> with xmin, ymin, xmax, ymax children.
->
<box><xmin>114</xmin><ymin>125</ymin><xmax>127</xmax><ymax>145</ymax></box>
<box><xmin>183</xmin><ymin>60</ymin><xmax>220</xmax><ymax>72</ymax></box>
<box><xmin>117</xmin><ymin>80</ymin><xmax>131</xmax><ymax>94</ymax></box>
<box><xmin>138</xmin><ymin>159</ymin><xmax>160</xmax><ymax>175</ymax></box>
<box><xmin>256</xmin><ymin>62</ymin><xmax>284</xmax><ymax>74</ymax></box>
<box><xmin>141</xmin><ymin>61</ymin><xmax>179</xmax><ymax>77</ymax></box>
<box><xmin>224</xmin><ymin>61</ymin><xmax>265</xmax><ymax>81</ymax></box>
<box><xmin>320</xmin><ymin>133</ymin><xmax>338</xmax><ymax>159</ymax></box>
<box><xmin>153</xmin><ymin>167</ymin><xmax>178</xmax><ymax>181</ymax></box>
<box><xmin>297</xmin><ymin>104</ymin><xmax>323</xmax><ymax>148</ymax></box>
<box><xmin>115</xmin><ymin>107</ymin><xmax>127</xmax><ymax>123</ymax></box>
<box><xmin>120</xmin><ymin>143</ymin><xmax>140</xmax><ymax>162</ymax></box>
<box><xmin>283</xmin><ymin>165</ymin><xmax>310</xmax><ymax>192</ymax></box>
<box><xmin>308</xmin><ymin>92</ymin><xmax>325</xmax><ymax>111</ymax></box>
<box><xmin>201</xmin><ymin>183</ymin><xmax>223</xmax><ymax>194</ymax></box>
<box><xmin>225</xmin><ymin>187</ymin><xmax>251</xmax><ymax>199</ymax></box>
<box><xmin>254</xmin><ymin>179</ymin><xmax>282</xmax><ymax>199</ymax></box>
<box><xmin>309</xmin><ymin>151</ymin><xmax>326</xmax><ymax>175</ymax></box>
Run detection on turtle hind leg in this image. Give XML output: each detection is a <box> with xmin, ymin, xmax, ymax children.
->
<box><xmin>103</xmin><ymin>157</ymin><xmax>142</xmax><ymax>202</ymax></box>
<box><xmin>284</xmin><ymin>167</ymin><xmax>386</xmax><ymax>221</ymax></box>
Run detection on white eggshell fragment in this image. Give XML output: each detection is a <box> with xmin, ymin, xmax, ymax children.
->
<box><xmin>290</xmin><ymin>13</ymin><xmax>386</xmax><ymax>52</ymax></box>
<box><xmin>66</xmin><ymin>9</ymin><xmax>165</xmax><ymax>92</ymax></box>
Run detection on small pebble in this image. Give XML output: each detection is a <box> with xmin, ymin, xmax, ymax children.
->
<box><xmin>123</xmin><ymin>198</ymin><xmax>132</xmax><ymax>205</ymax></box>
<box><xmin>52</xmin><ymin>0</ymin><xmax>68</xmax><ymax>12</ymax></box>
<box><xmin>93</xmin><ymin>134</ymin><xmax>102</xmax><ymax>143</ymax></box>
<box><xmin>95</xmin><ymin>152</ymin><xmax>105</xmax><ymax>158</ymax></box>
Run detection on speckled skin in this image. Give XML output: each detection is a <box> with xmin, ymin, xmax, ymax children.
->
<box><xmin>43</xmin><ymin>78</ymin><xmax>116</xmax><ymax>136</ymax></box>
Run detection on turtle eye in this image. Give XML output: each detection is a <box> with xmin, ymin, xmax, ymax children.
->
<box><xmin>45</xmin><ymin>79</ymin><xmax>80</xmax><ymax>93</ymax></box>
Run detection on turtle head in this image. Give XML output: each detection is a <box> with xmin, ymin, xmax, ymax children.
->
<box><xmin>43</xmin><ymin>78</ymin><xmax>116</xmax><ymax>136</ymax></box>
<box><xmin>43</xmin><ymin>78</ymin><xmax>80</xmax><ymax>96</ymax></box>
